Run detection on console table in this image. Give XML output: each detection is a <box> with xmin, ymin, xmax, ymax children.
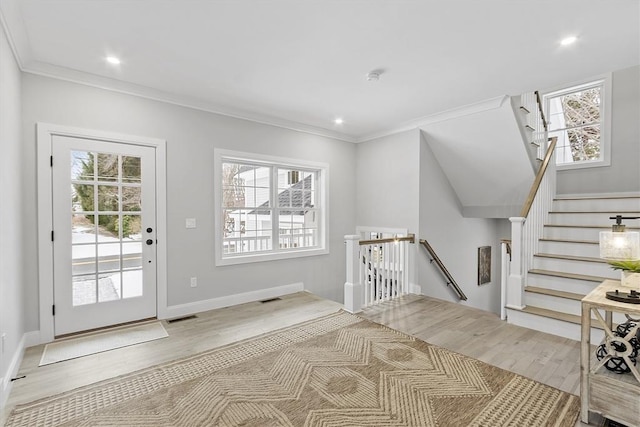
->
<box><xmin>581</xmin><ymin>279</ymin><xmax>640</xmax><ymax>426</ymax></box>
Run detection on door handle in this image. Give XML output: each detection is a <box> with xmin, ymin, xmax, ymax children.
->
<box><xmin>146</xmin><ymin>239</ymin><xmax>154</xmax><ymax>245</ymax></box>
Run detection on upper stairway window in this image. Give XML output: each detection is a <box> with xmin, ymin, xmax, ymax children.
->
<box><xmin>543</xmin><ymin>76</ymin><xmax>611</xmax><ymax>169</ymax></box>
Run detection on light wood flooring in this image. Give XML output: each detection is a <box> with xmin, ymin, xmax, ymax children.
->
<box><xmin>2</xmin><ymin>292</ymin><xmax>603</xmax><ymax>426</ymax></box>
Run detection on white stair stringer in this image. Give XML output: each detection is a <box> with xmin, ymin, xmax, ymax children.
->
<box><xmin>507</xmin><ymin>194</ymin><xmax>640</xmax><ymax>342</ymax></box>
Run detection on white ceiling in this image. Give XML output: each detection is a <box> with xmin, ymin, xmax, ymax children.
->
<box><xmin>1</xmin><ymin>0</ymin><xmax>638</xmax><ymax>142</ymax></box>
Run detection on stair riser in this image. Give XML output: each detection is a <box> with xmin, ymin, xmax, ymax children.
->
<box><xmin>532</xmin><ymin>257</ymin><xmax>618</xmax><ymax>278</ymax></box>
<box><xmin>538</xmin><ymin>240</ymin><xmax>600</xmax><ymax>258</ymax></box>
<box><xmin>524</xmin><ymin>292</ymin><xmax>581</xmax><ymax>316</ymax></box>
<box><xmin>553</xmin><ymin>198</ymin><xmax>640</xmax><ymax>212</ymax></box>
<box><xmin>527</xmin><ymin>273</ymin><xmax>601</xmax><ymax>295</ymax></box>
<box><xmin>506</xmin><ymin>308</ymin><xmax>604</xmax><ymax>342</ymax></box>
<box><xmin>543</xmin><ymin>226</ymin><xmax>609</xmax><ymax>241</ymax></box>
<box><xmin>547</xmin><ymin>212</ymin><xmax>640</xmax><ymax>226</ymax></box>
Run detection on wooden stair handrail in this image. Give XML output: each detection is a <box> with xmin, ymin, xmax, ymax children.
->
<box><xmin>534</xmin><ymin>90</ymin><xmax>548</xmax><ymax>131</ymax></box>
<box><xmin>359</xmin><ymin>234</ymin><xmax>415</xmax><ymax>246</ymax></box>
<box><xmin>419</xmin><ymin>239</ymin><xmax>467</xmax><ymax>301</ymax></box>
<box><xmin>520</xmin><ymin>137</ymin><xmax>557</xmax><ymax>218</ymax></box>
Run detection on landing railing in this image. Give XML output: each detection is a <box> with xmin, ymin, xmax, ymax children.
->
<box><xmin>419</xmin><ymin>239</ymin><xmax>467</xmax><ymax>301</ymax></box>
<box><xmin>344</xmin><ymin>233</ymin><xmax>415</xmax><ymax>313</ymax></box>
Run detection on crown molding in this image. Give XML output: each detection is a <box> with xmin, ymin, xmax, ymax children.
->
<box><xmin>0</xmin><ymin>0</ymin><xmax>30</xmax><ymax>69</ymax></box>
<box><xmin>354</xmin><ymin>95</ymin><xmax>509</xmax><ymax>143</ymax></box>
<box><xmin>23</xmin><ymin>61</ymin><xmax>357</xmax><ymax>143</ymax></box>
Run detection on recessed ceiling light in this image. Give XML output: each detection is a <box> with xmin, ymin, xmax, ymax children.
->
<box><xmin>560</xmin><ymin>36</ymin><xmax>577</xmax><ymax>46</ymax></box>
<box><xmin>334</xmin><ymin>118</ymin><xmax>344</xmax><ymax>125</ymax></box>
<box><xmin>105</xmin><ymin>56</ymin><xmax>121</xmax><ymax>65</ymax></box>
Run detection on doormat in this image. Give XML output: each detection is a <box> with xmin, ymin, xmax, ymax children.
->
<box><xmin>39</xmin><ymin>321</ymin><xmax>168</xmax><ymax>366</ymax></box>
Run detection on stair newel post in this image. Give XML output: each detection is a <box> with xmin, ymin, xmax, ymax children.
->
<box><xmin>344</xmin><ymin>234</ymin><xmax>363</xmax><ymax>313</ymax></box>
<box><xmin>507</xmin><ymin>217</ymin><xmax>526</xmax><ymax>309</ymax></box>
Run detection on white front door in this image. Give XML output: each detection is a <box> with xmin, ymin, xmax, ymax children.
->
<box><xmin>51</xmin><ymin>135</ymin><xmax>157</xmax><ymax>336</ymax></box>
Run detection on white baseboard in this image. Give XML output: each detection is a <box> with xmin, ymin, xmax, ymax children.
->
<box><xmin>1</xmin><ymin>332</ymin><xmax>29</xmax><ymax>411</ymax></box>
<box><xmin>162</xmin><ymin>283</ymin><xmax>305</xmax><ymax>319</ymax></box>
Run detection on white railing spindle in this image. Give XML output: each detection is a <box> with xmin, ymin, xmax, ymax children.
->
<box><xmin>345</xmin><ymin>233</ymin><xmax>414</xmax><ymax>310</ymax></box>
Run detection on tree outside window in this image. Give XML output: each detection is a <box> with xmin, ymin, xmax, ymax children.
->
<box><xmin>546</xmin><ymin>81</ymin><xmax>605</xmax><ymax>166</ymax></box>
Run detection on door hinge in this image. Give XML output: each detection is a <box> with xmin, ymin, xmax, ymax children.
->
<box><xmin>52</xmin><ymin>305</ymin><xmax>55</xmax><ymax>316</ymax></box>
<box><xmin>51</xmin><ymin>230</ymin><xmax>54</xmax><ymax>241</ymax></box>
<box><xmin>50</xmin><ymin>155</ymin><xmax>53</xmax><ymax>167</ymax></box>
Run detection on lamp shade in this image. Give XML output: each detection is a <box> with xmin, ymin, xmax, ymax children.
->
<box><xmin>599</xmin><ymin>231</ymin><xmax>640</xmax><ymax>260</ymax></box>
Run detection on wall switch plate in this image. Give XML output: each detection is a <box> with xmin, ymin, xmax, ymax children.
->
<box><xmin>190</xmin><ymin>277</ymin><xmax>197</xmax><ymax>288</ymax></box>
<box><xmin>186</xmin><ymin>218</ymin><xmax>196</xmax><ymax>229</ymax></box>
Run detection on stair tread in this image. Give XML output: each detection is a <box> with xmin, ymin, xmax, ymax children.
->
<box><xmin>539</xmin><ymin>238</ymin><xmax>598</xmax><ymax>245</ymax></box>
<box><xmin>534</xmin><ymin>253</ymin><xmax>607</xmax><ymax>263</ymax></box>
<box><xmin>516</xmin><ymin>305</ymin><xmax>607</xmax><ymax>330</ymax></box>
<box><xmin>519</xmin><ymin>105</ymin><xmax>531</xmax><ymax>114</ymax></box>
<box><xmin>524</xmin><ymin>286</ymin><xmax>584</xmax><ymax>301</ymax></box>
<box><xmin>549</xmin><ymin>210</ymin><xmax>640</xmax><ymax>214</ymax></box>
<box><xmin>521</xmin><ymin>306</ymin><xmax>581</xmax><ymax>324</ymax></box>
<box><xmin>544</xmin><ymin>224</ymin><xmax>640</xmax><ymax>230</ymax></box>
<box><xmin>555</xmin><ymin>195</ymin><xmax>640</xmax><ymax>201</ymax></box>
<box><xmin>528</xmin><ymin>269</ymin><xmax>613</xmax><ymax>282</ymax></box>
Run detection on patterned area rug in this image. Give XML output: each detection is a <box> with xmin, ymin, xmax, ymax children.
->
<box><xmin>6</xmin><ymin>311</ymin><xmax>580</xmax><ymax>426</ymax></box>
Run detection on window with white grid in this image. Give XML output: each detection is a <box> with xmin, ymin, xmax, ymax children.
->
<box><xmin>544</xmin><ymin>77</ymin><xmax>611</xmax><ymax>169</ymax></box>
<box><xmin>214</xmin><ymin>150</ymin><xmax>328</xmax><ymax>265</ymax></box>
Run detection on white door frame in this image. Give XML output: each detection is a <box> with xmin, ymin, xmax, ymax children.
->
<box><xmin>37</xmin><ymin>123</ymin><xmax>168</xmax><ymax>344</ymax></box>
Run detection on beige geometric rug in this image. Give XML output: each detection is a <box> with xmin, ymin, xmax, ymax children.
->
<box><xmin>6</xmin><ymin>311</ymin><xmax>579</xmax><ymax>426</ymax></box>
<box><xmin>39</xmin><ymin>321</ymin><xmax>168</xmax><ymax>366</ymax></box>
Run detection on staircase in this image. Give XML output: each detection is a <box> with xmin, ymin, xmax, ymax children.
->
<box><xmin>507</xmin><ymin>194</ymin><xmax>640</xmax><ymax>341</ymax></box>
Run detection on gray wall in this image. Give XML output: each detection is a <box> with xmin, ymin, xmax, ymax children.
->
<box><xmin>355</xmin><ymin>129</ymin><xmax>421</xmax><ymax>286</ymax></box>
<box><xmin>353</xmin><ymin>128</ymin><xmax>502</xmax><ymax>314</ymax></box>
<box><xmin>21</xmin><ymin>74</ymin><xmax>357</xmax><ymax>332</ymax></box>
<box><xmin>0</xmin><ymin>23</ymin><xmax>24</xmax><ymax>404</ymax></box>
<box><xmin>418</xmin><ymin>133</ymin><xmax>501</xmax><ymax>314</ymax></box>
<box><xmin>557</xmin><ymin>65</ymin><xmax>640</xmax><ymax>195</ymax></box>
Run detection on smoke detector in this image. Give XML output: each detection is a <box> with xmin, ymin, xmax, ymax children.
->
<box><xmin>366</xmin><ymin>70</ymin><xmax>382</xmax><ymax>81</ymax></box>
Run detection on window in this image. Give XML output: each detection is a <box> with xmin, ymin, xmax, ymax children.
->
<box><xmin>214</xmin><ymin>149</ymin><xmax>328</xmax><ymax>265</ymax></box>
<box><xmin>544</xmin><ymin>76</ymin><xmax>611</xmax><ymax>169</ymax></box>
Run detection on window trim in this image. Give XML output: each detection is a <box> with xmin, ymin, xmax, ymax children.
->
<box><xmin>214</xmin><ymin>149</ymin><xmax>329</xmax><ymax>266</ymax></box>
<box><xmin>542</xmin><ymin>73</ymin><xmax>612</xmax><ymax>170</ymax></box>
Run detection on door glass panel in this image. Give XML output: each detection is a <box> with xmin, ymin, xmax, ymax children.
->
<box><xmin>122</xmin><ymin>187</ymin><xmax>141</xmax><ymax>212</ymax></box>
<box><xmin>122</xmin><ymin>242</ymin><xmax>142</xmax><ymax>269</ymax></box>
<box><xmin>69</xmin><ymin>150</ymin><xmax>147</xmax><ymax>308</ymax></box>
<box><xmin>72</xmin><ymin>183</ymin><xmax>94</xmax><ymax>212</ymax></box>
<box><xmin>97</xmin><ymin>214</ymin><xmax>120</xmax><ymax>241</ymax></box>
<box><xmin>98</xmin><ymin>272</ymin><xmax>121</xmax><ymax>302</ymax></box>
<box><xmin>122</xmin><ymin>270</ymin><xmax>143</xmax><ymax>298</ymax></box>
<box><xmin>122</xmin><ymin>156</ymin><xmax>141</xmax><ymax>183</ymax></box>
<box><xmin>72</xmin><ymin>244</ymin><xmax>96</xmax><ymax>276</ymax></box>
<box><xmin>98</xmin><ymin>243</ymin><xmax>120</xmax><ymax>272</ymax></box>
<box><xmin>98</xmin><ymin>185</ymin><xmax>119</xmax><ymax>212</ymax></box>
<box><xmin>71</xmin><ymin>151</ymin><xmax>94</xmax><ymax>181</ymax></box>
<box><xmin>72</xmin><ymin>214</ymin><xmax>96</xmax><ymax>243</ymax></box>
<box><xmin>73</xmin><ymin>275</ymin><xmax>97</xmax><ymax>306</ymax></box>
<box><xmin>122</xmin><ymin>214</ymin><xmax>142</xmax><ymax>240</ymax></box>
<box><xmin>97</xmin><ymin>153</ymin><xmax>118</xmax><ymax>182</ymax></box>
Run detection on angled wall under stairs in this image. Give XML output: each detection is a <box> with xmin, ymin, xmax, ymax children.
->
<box><xmin>507</xmin><ymin>194</ymin><xmax>640</xmax><ymax>342</ymax></box>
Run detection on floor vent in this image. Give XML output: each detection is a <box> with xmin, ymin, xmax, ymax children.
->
<box><xmin>260</xmin><ymin>297</ymin><xmax>282</xmax><ymax>304</ymax></box>
<box><xmin>167</xmin><ymin>315</ymin><xmax>197</xmax><ymax>323</ymax></box>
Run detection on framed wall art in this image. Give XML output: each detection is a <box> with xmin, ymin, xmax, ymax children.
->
<box><xmin>478</xmin><ymin>246</ymin><xmax>491</xmax><ymax>285</ymax></box>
